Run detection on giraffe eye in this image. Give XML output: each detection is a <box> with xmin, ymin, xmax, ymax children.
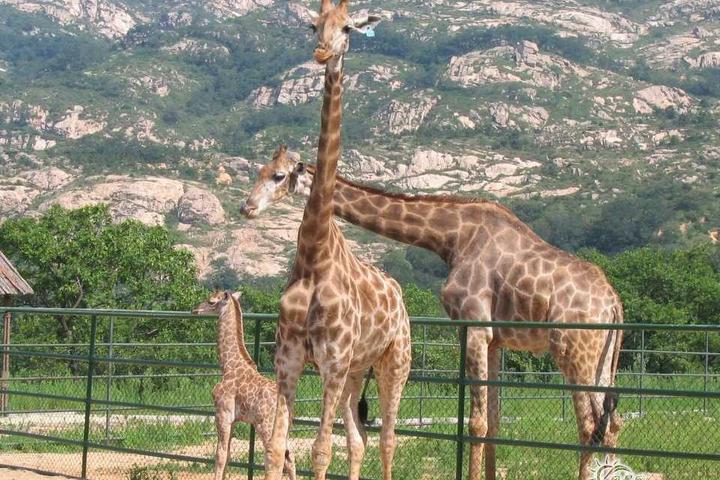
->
<box><xmin>273</xmin><ymin>173</ymin><xmax>287</xmax><ymax>182</ymax></box>
<box><xmin>342</xmin><ymin>25</ymin><xmax>351</xmax><ymax>34</ymax></box>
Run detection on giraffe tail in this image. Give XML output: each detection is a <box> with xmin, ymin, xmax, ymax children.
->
<box><xmin>591</xmin><ymin>304</ymin><xmax>624</xmax><ymax>446</ymax></box>
<box><xmin>358</xmin><ymin>368</ymin><xmax>373</xmax><ymax>426</ymax></box>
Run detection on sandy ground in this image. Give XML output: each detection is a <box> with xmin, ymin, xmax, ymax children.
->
<box><xmin>0</xmin><ymin>434</ymin><xmax>365</xmax><ymax>480</ymax></box>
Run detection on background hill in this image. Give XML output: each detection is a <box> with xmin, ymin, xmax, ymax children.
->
<box><xmin>1</xmin><ymin>0</ymin><xmax>719</xmax><ymax>286</ymax></box>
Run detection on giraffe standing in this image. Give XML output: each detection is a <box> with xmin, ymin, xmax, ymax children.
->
<box><xmin>242</xmin><ymin>154</ymin><xmax>624</xmax><ymax>480</ymax></box>
<box><xmin>263</xmin><ymin>2</ymin><xmax>411</xmax><ymax>480</ymax></box>
<box><xmin>192</xmin><ymin>291</ymin><xmax>296</xmax><ymax>480</ymax></box>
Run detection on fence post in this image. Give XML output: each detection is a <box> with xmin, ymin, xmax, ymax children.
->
<box><xmin>81</xmin><ymin>315</ymin><xmax>98</xmax><ymax>479</ymax></box>
<box><xmin>247</xmin><ymin>316</ymin><xmax>262</xmax><ymax>480</ymax></box>
<box><xmin>104</xmin><ymin>316</ymin><xmax>114</xmax><ymax>446</ymax></box>
<box><xmin>1</xmin><ymin>310</ymin><xmax>11</xmax><ymax>415</ymax></box>
<box><xmin>704</xmin><ymin>331</ymin><xmax>709</xmax><ymax>415</ymax></box>
<box><xmin>561</xmin><ymin>376</ymin><xmax>566</xmax><ymax>422</ymax></box>
<box><xmin>639</xmin><ymin>330</ymin><xmax>645</xmax><ymax>417</ymax></box>
<box><xmin>499</xmin><ymin>349</ymin><xmax>505</xmax><ymax>415</ymax></box>
<box><xmin>419</xmin><ymin>324</ymin><xmax>427</xmax><ymax>426</ymax></box>
<box><xmin>455</xmin><ymin>325</ymin><xmax>468</xmax><ymax>480</ymax></box>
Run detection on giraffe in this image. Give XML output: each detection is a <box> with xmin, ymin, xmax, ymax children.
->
<box><xmin>263</xmin><ymin>2</ymin><xmax>411</xmax><ymax>480</ymax></box>
<box><xmin>242</xmin><ymin>153</ymin><xmax>624</xmax><ymax>480</ymax></box>
<box><xmin>192</xmin><ymin>290</ymin><xmax>296</xmax><ymax>480</ymax></box>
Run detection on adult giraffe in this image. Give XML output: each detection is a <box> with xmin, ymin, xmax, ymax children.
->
<box><xmin>263</xmin><ymin>2</ymin><xmax>411</xmax><ymax>480</ymax></box>
<box><xmin>243</xmin><ymin>153</ymin><xmax>624</xmax><ymax>480</ymax></box>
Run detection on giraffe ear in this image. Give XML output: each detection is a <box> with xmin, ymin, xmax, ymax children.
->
<box><xmin>348</xmin><ymin>14</ymin><xmax>382</xmax><ymax>34</ymax></box>
<box><xmin>231</xmin><ymin>291</ymin><xmax>242</xmax><ymax>302</ymax></box>
<box><xmin>223</xmin><ymin>291</ymin><xmax>231</xmax><ymax>301</ymax></box>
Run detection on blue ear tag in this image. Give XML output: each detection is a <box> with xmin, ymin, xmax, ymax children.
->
<box><xmin>365</xmin><ymin>27</ymin><xmax>375</xmax><ymax>38</ymax></box>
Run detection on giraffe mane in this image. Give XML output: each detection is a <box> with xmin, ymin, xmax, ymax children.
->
<box><xmin>304</xmin><ymin>163</ymin><xmax>514</xmax><ymax>212</ymax></box>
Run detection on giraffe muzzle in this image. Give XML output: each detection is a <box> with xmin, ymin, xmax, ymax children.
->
<box><xmin>240</xmin><ymin>202</ymin><xmax>259</xmax><ymax>218</ymax></box>
<box><xmin>314</xmin><ymin>47</ymin><xmax>333</xmax><ymax>64</ymax></box>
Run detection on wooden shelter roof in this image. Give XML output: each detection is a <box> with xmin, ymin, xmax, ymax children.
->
<box><xmin>0</xmin><ymin>250</ymin><xmax>33</xmax><ymax>296</ymax></box>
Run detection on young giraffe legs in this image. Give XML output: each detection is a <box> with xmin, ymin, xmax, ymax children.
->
<box><xmin>340</xmin><ymin>371</ymin><xmax>368</xmax><ymax>480</ymax></box>
<box><xmin>485</xmin><ymin>345</ymin><xmax>502</xmax><ymax>480</ymax></box>
<box><xmin>212</xmin><ymin>400</ymin><xmax>234</xmax><ymax>480</ymax></box>
<box><xmin>374</xmin><ymin>337</ymin><xmax>411</xmax><ymax>480</ymax></box>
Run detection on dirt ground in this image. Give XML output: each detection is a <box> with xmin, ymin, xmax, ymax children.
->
<box><xmin>0</xmin><ymin>434</ymin><xmax>359</xmax><ymax>480</ymax></box>
<box><xmin>0</xmin><ymin>467</ymin><xmax>77</xmax><ymax>480</ymax></box>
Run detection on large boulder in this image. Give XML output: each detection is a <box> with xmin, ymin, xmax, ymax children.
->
<box><xmin>177</xmin><ymin>187</ymin><xmax>226</xmax><ymax>226</ymax></box>
<box><xmin>633</xmin><ymin>86</ymin><xmax>693</xmax><ymax>114</ymax></box>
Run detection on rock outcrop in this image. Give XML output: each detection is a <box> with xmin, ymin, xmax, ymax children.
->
<box><xmin>486</xmin><ymin>2</ymin><xmax>643</xmax><ymax>46</ymax></box>
<box><xmin>374</xmin><ymin>95</ymin><xmax>438</xmax><ymax>135</ymax></box>
<box><xmin>177</xmin><ymin>187</ymin><xmax>225</xmax><ymax>226</ymax></box>
<box><xmin>19</xmin><ymin>167</ymin><xmax>74</xmax><ymax>190</ymax></box>
<box><xmin>40</xmin><ymin>176</ymin><xmax>225</xmax><ymax>227</ymax></box>
<box><xmin>687</xmin><ymin>52</ymin><xmax>720</xmax><ymax>69</ymax></box>
<box><xmin>448</xmin><ymin>43</ymin><xmax>589</xmax><ymax>90</ymax></box>
<box><xmin>0</xmin><ymin>185</ymin><xmax>40</xmax><ymax>218</ymax></box>
<box><xmin>206</xmin><ymin>0</ymin><xmax>274</xmax><ymax>18</ymax></box>
<box><xmin>633</xmin><ymin>86</ymin><xmax>693</xmax><ymax>114</ymax></box>
<box><xmin>0</xmin><ymin>0</ymin><xmax>138</xmax><ymax>38</ymax></box>
<box><xmin>54</xmin><ymin>106</ymin><xmax>106</xmax><ymax>139</ymax></box>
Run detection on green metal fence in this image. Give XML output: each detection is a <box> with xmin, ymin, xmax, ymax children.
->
<box><xmin>0</xmin><ymin>307</ymin><xmax>718</xmax><ymax>480</ymax></box>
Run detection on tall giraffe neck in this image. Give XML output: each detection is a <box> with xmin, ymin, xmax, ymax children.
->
<box><xmin>297</xmin><ymin>61</ymin><xmax>344</xmax><ymax>264</ymax></box>
<box><xmin>300</xmin><ymin>165</ymin><xmax>531</xmax><ymax>263</ymax></box>
<box><xmin>217</xmin><ymin>298</ymin><xmax>255</xmax><ymax>375</ymax></box>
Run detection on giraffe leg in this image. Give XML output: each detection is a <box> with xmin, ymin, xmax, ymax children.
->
<box><xmin>257</xmin><ymin>415</ymin><xmax>297</xmax><ymax>480</ymax></box>
<box><xmin>465</xmin><ymin>326</ymin><xmax>493</xmax><ymax>480</ymax></box>
<box><xmin>312</xmin><ymin>364</ymin><xmax>350</xmax><ymax>480</ymax></box>
<box><xmin>266</xmin><ymin>338</ymin><xmax>305</xmax><ymax>480</ymax></box>
<box><xmin>571</xmin><ymin>387</ymin><xmax>596</xmax><ymax>480</ymax></box>
<box><xmin>485</xmin><ymin>345</ymin><xmax>501</xmax><ymax>480</ymax></box>
<box><xmin>340</xmin><ymin>371</ymin><xmax>368</xmax><ymax>480</ymax></box>
<box><xmin>374</xmin><ymin>335</ymin><xmax>411</xmax><ymax>480</ymax></box>
<box><xmin>309</xmin><ymin>306</ymin><xmax>354</xmax><ymax>480</ymax></box>
<box><xmin>213</xmin><ymin>402</ymin><xmax>234</xmax><ymax>480</ymax></box>
<box><xmin>551</xmin><ymin>332</ymin><xmax>601</xmax><ymax>480</ymax></box>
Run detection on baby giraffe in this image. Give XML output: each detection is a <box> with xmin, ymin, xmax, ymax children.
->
<box><xmin>193</xmin><ymin>290</ymin><xmax>296</xmax><ymax>480</ymax></box>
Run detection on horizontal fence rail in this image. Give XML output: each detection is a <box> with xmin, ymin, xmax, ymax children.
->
<box><xmin>1</xmin><ymin>307</ymin><xmax>718</xmax><ymax>480</ymax></box>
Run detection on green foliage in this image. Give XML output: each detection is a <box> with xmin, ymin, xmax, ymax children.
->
<box><xmin>403</xmin><ymin>284</ymin><xmax>444</xmax><ymax>317</ymax></box>
<box><xmin>631</xmin><ymin>60</ymin><xmax>720</xmax><ymax>99</ymax></box>
<box><xmin>0</xmin><ymin>7</ymin><xmax>111</xmax><ymax>81</ymax></box>
<box><xmin>382</xmin><ymin>247</ymin><xmax>447</xmax><ymax>291</ymax></box>
<box><xmin>59</xmin><ymin>137</ymin><xmax>182</xmax><ymax>174</ymax></box>
<box><xmin>0</xmin><ymin>204</ymin><xmax>206</xmax><ymax>311</ymax></box>
<box><xmin>510</xmin><ymin>174</ymin><xmax>720</xmax><ymax>254</ymax></box>
<box><xmin>0</xmin><ymin>204</ymin><xmax>208</xmax><ymax>373</ymax></box>
<box><xmin>581</xmin><ymin>246</ymin><xmax>720</xmax><ymax>372</ymax></box>
<box><xmin>358</xmin><ymin>23</ymin><xmax>614</xmax><ymax>71</ymax></box>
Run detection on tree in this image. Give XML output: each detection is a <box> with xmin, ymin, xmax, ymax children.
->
<box><xmin>0</xmin><ymin>205</ymin><xmax>208</xmax><ymax>372</ymax></box>
<box><xmin>581</xmin><ymin>246</ymin><xmax>720</xmax><ymax>373</ymax></box>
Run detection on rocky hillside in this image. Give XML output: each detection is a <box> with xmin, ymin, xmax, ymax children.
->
<box><xmin>1</xmin><ymin>0</ymin><xmax>719</xmax><ymax>279</ymax></box>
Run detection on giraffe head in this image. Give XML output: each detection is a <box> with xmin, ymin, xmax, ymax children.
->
<box><xmin>241</xmin><ymin>145</ymin><xmax>309</xmax><ymax>218</ymax></box>
<box><xmin>192</xmin><ymin>290</ymin><xmax>242</xmax><ymax>315</ymax></box>
<box><xmin>310</xmin><ymin>0</ymin><xmax>381</xmax><ymax>67</ymax></box>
